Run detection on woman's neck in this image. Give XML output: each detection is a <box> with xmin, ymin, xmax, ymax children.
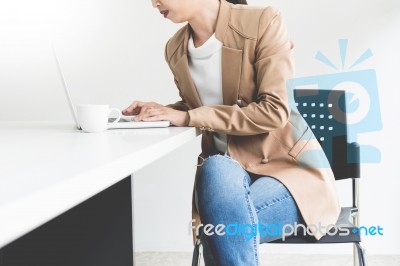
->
<box><xmin>188</xmin><ymin>0</ymin><xmax>220</xmax><ymax>47</ymax></box>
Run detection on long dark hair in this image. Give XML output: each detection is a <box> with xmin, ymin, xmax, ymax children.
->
<box><xmin>226</xmin><ymin>0</ymin><xmax>248</xmax><ymax>4</ymax></box>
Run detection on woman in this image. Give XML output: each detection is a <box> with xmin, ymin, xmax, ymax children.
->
<box><xmin>123</xmin><ymin>0</ymin><xmax>341</xmax><ymax>265</ymax></box>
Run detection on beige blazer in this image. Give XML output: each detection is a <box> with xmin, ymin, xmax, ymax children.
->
<box><xmin>164</xmin><ymin>0</ymin><xmax>340</xmax><ymax>241</ymax></box>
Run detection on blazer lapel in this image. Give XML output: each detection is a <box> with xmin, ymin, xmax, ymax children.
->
<box><xmin>221</xmin><ymin>46</ymin><xmax>243</xmax><ymax>105</ymax></box>
<box><xmin>173</xmin><ymin>55</ymin><xmax>203</xmax><ymax>109</ymax></box>
<box><xmin>170</xmin><ymin>25</ymin><xmax>202</xmax><ymax>109</ymax></box>
<box><xmin>217</xmin><ymin>0</ymin><xmax>242</xmax><ymax>106</ymax></box>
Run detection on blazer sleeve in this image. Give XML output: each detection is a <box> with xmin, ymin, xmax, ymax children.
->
<box><xmin>187</xmin><ymin>9</ymin><xmax>293</xmax><ymax>136</ymax></box>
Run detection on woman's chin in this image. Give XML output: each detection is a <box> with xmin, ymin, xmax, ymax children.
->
<box><xmin>168</xmin><ymin>15</ymin><xmax>187</xmax><ymax>24</ymax></box>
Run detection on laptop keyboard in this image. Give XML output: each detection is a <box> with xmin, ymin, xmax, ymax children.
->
<box><xmin>108</xmin><ymin>117</ymin><xmax>130</xmax><ymax>123</ymax></box>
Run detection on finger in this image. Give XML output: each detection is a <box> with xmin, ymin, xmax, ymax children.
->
<box><xmin>142</xmin><ymin>114</ymin><xmax>164</xmax><ymax>121</ymax></box>
<box><xmin>123</xmin><ymin>101</ymin><xmax>139</xmax><ymax>114</ymax></box>
<box><xmin>139</xmin><ymin>105</ymin><xmax>159</xmax><ymax>115</ymax></box>
<box><xmin>132</xmin><ymin>109</ymin><xmax>150</xmax><ymax>121</ymax></box>
<box><xmin>138</xmin><ymin>106</ymin><xmax>149</xmax><ymax>116</ymax></box>
<box><xmin>133</xmin><ymin>108</ymin><xmax>163</xmax><ymax>121</ymax></box>
<box><xmin>124</xmin><ymin>101</ymin><xmax>149</xmax><ymax>114</ymax></box>
<box><xmin>123</xmin><ymin>108</ymin><xmax>140</xmax><ymax>115</ymax></box>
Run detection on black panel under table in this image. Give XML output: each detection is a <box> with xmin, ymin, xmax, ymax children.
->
<box><xmin>0</xmin><ymin>176</ymin><xmax>133</xmax><ymax>266</ymax></box>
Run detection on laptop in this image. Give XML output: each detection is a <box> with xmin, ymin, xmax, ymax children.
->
<box><xmin>52</xmin><ymin>46</ymin><xmax>170</xmax><ymax>130</ymax></box>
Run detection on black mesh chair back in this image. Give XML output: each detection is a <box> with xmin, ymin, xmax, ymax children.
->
<box><xmin>294</xmin><ymin>89</ymin><xmax>360</xmax><ymax>181</ymax></box>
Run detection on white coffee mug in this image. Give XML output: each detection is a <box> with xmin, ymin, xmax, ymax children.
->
<box><xmin>77</xmin><ymin>104</ymin><xmax>122</xmax><ymax>133</ymax></box>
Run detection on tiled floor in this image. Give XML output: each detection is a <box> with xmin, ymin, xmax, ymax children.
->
<box><xmin>135</xmin><ymin>252</ymin><xmax>400</xmax><ymax>266</ymax></box>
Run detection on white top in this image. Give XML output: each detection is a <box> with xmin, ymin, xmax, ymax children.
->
<box><xmin>188</xmin><ymin>33</ymin><xmax>227</xmax><ymax>153</ymax></box>
<box><xmin>0</xmin><ymin>122</ymin><xmax>200</xmax><ymax>248</ymax></box>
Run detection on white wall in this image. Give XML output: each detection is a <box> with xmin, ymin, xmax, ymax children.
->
<box><xmin>0</xmin><ymin>0</ymin><xmax>399</xmax><ymax>255</ymax></box>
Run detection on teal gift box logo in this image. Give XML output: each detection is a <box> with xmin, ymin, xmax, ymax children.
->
<box><xmin>287</xmin><ymin>39</ymin><xmax>382</xmax><ymax>164</ymax></box>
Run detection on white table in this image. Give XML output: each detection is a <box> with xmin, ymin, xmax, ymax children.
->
<box><xmin>0</xmin><ymin>122</ymin><xmax>200</xmax><ymax>265</ymax></box>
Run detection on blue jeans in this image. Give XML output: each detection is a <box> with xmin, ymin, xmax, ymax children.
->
<box><xmin>195</xmin><ymin>155</ymin><xmax>303</xmax><ymax>266</ymax></box>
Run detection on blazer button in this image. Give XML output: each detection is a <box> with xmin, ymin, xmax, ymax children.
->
<box><xmin>236</xmin><ymin>99</ymin><xmax>243</xmax><ymax>107</ymax></box>
<box><xmin>261</xmin><ymin>158</ymin><xmax>269</xmax><ymax>164</ymax></box>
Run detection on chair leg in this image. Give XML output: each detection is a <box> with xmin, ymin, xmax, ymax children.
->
<box><xmin>353</xmin><ymin>243</ymin><xmax>357</xmax><ymax>266</ymax></box>
<box><xmin>355</xmin><ymin>242</ymin><xmax>367</xmax><ymax>266</ymax></box>
<box><xmin>192</xmin><ymin>239</ymin><xmax>202</xmax><ymax>266</ymax></box>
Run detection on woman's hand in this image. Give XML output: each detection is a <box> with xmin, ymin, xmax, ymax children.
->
<box><xmin>122</xmin><ymin>101</ymin><xmax>162</xmax><ymax>116</ymax></box>
<box><xmin>122</xmin><ymin>101</ymin><xmax>189</xmax><ymax>127</ymax></box>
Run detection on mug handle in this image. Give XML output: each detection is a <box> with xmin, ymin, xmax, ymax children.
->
<box><xmin>108</xmin><ymin>108</ymin><xmax>122</xmax><ymax>124</ymax></box>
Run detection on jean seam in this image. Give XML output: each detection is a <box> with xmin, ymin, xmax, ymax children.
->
<box><xmin>243</xmin><ymin>176</ymin><xmax>258</xmax><ymax>266</ymax></box>
<box><xmin>198</xmin><ymin>154</ymin><xmax>243</xmax><ymax>168</ymax></box>
<box><xmin>255</xmin><ymin>194</ymin><xmax>292</xmax><ymax>213</ymax></box>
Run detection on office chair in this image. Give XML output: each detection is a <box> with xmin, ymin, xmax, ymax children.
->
<box><xmin>192</xmin><ymin>89</ymin><xmax>367</xmax><ymax>266</ymax></box>
<box><xmin>266</xmin><ymin>89</ymin><xmax>367</xmax><ymax>266</ymax></box>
